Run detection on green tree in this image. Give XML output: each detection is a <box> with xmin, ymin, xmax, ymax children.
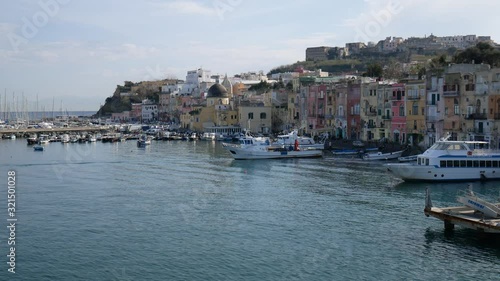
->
<box><xmin>453</xmin><ymin>42</ymin><xmax>500</xmax><ymax>66</ymax></box>
<box><xmin>364</xmin><ymin>63</ymin><xmax>383</xmax><ymax>78</ymax></box>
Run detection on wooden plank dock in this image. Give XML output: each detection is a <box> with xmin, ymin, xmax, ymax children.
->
<box><xmin>424</xmin><ymin>188</ymin><xmax>500</xmax><ymax>233</ymax></box>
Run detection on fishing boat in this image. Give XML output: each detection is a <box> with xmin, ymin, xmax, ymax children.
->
<box><xmin>26</xmin><ymin>134</ymin><xmax>38</xmax><ymax>145</ymax></box>
<box><xmin>222</xmin><ymin>134</ymin><xmax>322</xmax><ymax>160</ymax></box>
<box><xmin>386</xmin><ymin>136</ymin><xmax>500</xmax><ymax>182</ymax></box>
<box><xmin>273</xmin><ymin>130</ymin><xmax>326</xmax><ymax>150</ymax></box>
<box><xmin>137</xmin><ymin>135</ymin><xmax>152</xmax><ymax>147</ymax></box>
<box><xmin>362</xmin><ymin>150</ymin><xmax>404</xmax><ymax>161</ymax></box>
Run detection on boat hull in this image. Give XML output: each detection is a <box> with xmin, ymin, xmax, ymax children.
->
<box><xmin>386</xmin><ymin>163</ymin><xmax>500</xmax><ymax>182</ymax></box>
<box><xmin>224</xmin><ymin>145</ymin><xmax>322</xmax><ymax>160</ymax></box>
<box><xmin>362</xmin><ymin>150</ymin><xmax>403</xmax><ymax>160</ymax></box>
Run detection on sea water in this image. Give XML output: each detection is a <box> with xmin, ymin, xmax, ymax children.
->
<box><xmin>0</xmin><ymin>139</ymin><xmax>499</xmax><ymax>280</ymax></box>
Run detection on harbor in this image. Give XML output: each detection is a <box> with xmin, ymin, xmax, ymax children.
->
<box><xmin>1</xmin><ymin>137</ymin><xmax>500</xmax><ymax>280</ymax></box>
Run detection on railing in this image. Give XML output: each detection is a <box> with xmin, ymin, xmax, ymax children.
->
<box><xmin>443</xmin><ymin>91</ymin><xmax>459</xmax><ymax>96</ymax></box>
<box><xmin>365</xmin><ymin>111</ymin><xmax>377</xmax><ymax>116</ymax></box>
<box><xmin>465</xmin><ymin>113</ymin><xmax>487</xmax><ymax>120</ymax></box>
<box><xmin>382</xmin><ymin>116</ymin><xmax>392</xmax><ymax>120</ymax></box>
<box><xmin>426</xmin><ymin>115</ymin><xmax>443</xmax><ymax>122</ymax></box>
<box><xmin>407</xmin><ymin>95</ymin><xmax>421</xmax><ymax>100</ymax></box>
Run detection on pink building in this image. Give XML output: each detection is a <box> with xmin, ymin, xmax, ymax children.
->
<box><xmin>130</xmin><ymin>103</ymin><xmax>142</xmax><ymax>121</ymax></box>
<box><xmin>390</xmin><ymin>84</ymin><xmax>406</xmax><ymax>143</ymax></box>
<box><xmin>346</xmin><ymin>84</ymin><xmax>361</xmax><ymax>140</ymax></box>
<box><xmin>306</xmin><ymin>84</ymin><xmax>327</xmax><ymax>134</ymax></box>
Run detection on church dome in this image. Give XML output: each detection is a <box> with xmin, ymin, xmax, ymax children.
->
<box><xmin>207</xmin><ymin>83</ymin><xmax>228</xmax><ymax>98</ymax></box>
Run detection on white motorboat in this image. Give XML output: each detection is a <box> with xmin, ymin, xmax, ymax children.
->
<box><xmin>273</xmin><ymin>130</ymin><xmax>326</xmax><ymax>150</ymax></box>
<box><xmin>200</xmin><ymin>132</ymin><xmax>216</xmax><ymax>141</ymax></box>
<box><xmin>61</xmin><ymin>134</ymin><xmax>70</xmax><ymax>143</ymax></box>
<box><xmin>362</xmin><ymin>150</ymin><xmax>404</xmax><ymax>161</ymax></box>
<box><xmin>386</xmin><ymin>136</ymin><xmax>500</xmax><ymax>182</ymax></box>
<box><xmin>222</xmin><ymin>134</ymin><xmax>322</xmax><ymax>160</ymax></box>
<box><xmin>38</xmin><ymin>134</ymin><xmax>50</xmax><ymax>144</ymax></box>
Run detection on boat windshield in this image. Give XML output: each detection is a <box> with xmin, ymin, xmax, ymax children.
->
<box><xmin>429</xmin><ymin>142</ymin><xmax>469</xmax><ymax>151</ymax></box>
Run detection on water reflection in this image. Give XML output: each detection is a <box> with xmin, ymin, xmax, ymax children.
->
<box><xmin>424</xmin><ymin>228</ymin><xmax>500</xmax><ymax>257</ymax></box>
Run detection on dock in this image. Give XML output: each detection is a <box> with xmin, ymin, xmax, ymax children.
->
<box><xmin>0</xmin><ymin>126</ymin><xmax>110</xmax><ymax>137</ymax></box>
<box><xmin>424</xmin><ymin>188</ymin><xmax>500</xmax><ymax>233</ymax></box>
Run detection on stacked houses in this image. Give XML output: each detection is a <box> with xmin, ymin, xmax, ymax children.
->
<box><xmin>146</xmin><ymin>63</ymin><xmax>500</xmax><ymax>149</ymax></box>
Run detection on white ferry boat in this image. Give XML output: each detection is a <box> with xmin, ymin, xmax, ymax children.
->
<box><xmin>386</xmin><ymin>138</ymin><xmax>500</xmax><ymax>182</ymax></box>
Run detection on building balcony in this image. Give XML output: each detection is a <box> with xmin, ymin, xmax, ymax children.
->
<box><xmin>474</xmin><ymin>129</ymin><xmax>485</xmax><ymax>135</ymax></box>
<box><xmin>382</xmin><ymin>116</ymin><xmax>392</xmax><ymax>120</ymax></box>
<box><xmin>465</xmin><ymin>113</ymin><xmax>487</xmax><ymax>120</ymax></box>
<box><xmin>426</xmin><ymin>115</ymin><xmax>443</xmax><ymax>122</ymax></box>
<box><xmin>427</xmin><ymin>127</ymin><xmax>436</xmax><ymax>133</ymax></box>
<box><xmin>365</xmin><ymin>111</ymin><xmax>377</xmax><ymax>116</ymax></box>
<box><xmin>443</xmin><ymin>91</ymin><xmax>459</xmax><ymax>97</ymax></box>
<box><xmin>407</xmin><ymin>95</ymin><xmax>421</xmax><ymax>100</ymax></box>
<box><xmin>367</xmin><ymin>124</ymin><xmax>377</xmax><ymax>129</ymax></box>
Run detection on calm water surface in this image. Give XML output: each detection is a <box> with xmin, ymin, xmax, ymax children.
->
<box><xmin>0</xmin><ymin>139</ymin><xmax>499</xmax><ymax>280</ymax></box>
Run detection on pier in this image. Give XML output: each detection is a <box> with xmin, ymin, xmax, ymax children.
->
<box><xmin>0</xmin><ymin>126</ymin><xmax>109</xmax><ymax>136</ymax></box>
<box><xmin>424</xmin><ymin>188</ymin><xmax>500</xmax><ymax>233</ymax></box>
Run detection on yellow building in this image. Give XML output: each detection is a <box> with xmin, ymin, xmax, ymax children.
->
<box><xmin>183</xmin><ymin>84</ymin><xmax>238</xmax><ymax>131</ymax></box>
<box><xmin>405</xmin><ymin>80</ymin><xmax>426</xmax><ymax>145</ymax></box>
<box><xmin>239</xmin><ymin>104</ymin><xmax>272</xmax><ymax>134</ymax></box>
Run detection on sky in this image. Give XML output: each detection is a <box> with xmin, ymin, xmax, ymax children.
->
<box><xmin>0</xmin><ymin>0</ymin><xmax>499</xmax><ymax>112</ymax></box>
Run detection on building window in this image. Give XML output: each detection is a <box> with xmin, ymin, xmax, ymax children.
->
<box><xmin>399</xmin><ymin>105</ymin><xmax>404</xmax><ymax>116</ymax></box>
<box><xmin>248</xmin><ymin>113</ymin><xmax>254</xmax><ymax>119</ymax></box>
<box><xmin>412</xmin><ymin>103</ymin><xmax>418</xmax><ymax>115</ymax></box>
<box><xmin>260</xmin><ymin>113</ymin><xmax>266</xmax><ymax>119</ymax></box>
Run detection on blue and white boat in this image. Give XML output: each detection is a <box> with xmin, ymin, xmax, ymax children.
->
<box><xmin>386</xmin><ymin>138</ymin><xmax>500</xmax><ymax>182</ymax></box>
<box><xmin>222</xmin><ymin>134</ymin><xmax>322</xmax><ymax>160</ymax></box>
<box><xmin>33</xmin><ymin>145</ymin><xmax>44</xmax><ymax>151</ymax></box>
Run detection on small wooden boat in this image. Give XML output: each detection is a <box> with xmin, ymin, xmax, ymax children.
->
<box><xmin>362</xmin><ymin>150</ymin><xmax>404</xmax><ymax>161</ymax></box>
<box><xmin>33</xmin><ymin>145</ymin><xmax>44</xmax><ymax>151</ymax></box>
<box><xmin>398</xmin><ymin>155</ymin><xmax>418</xmax><ymax>162</ymax></box>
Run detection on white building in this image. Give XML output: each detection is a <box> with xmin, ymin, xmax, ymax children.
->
<box><xmin>186</xmin><ymin>68</ymin><xmax>214</xmax><ymax>85</ymax></box>
<box><xmin>271</xmin><ymin>72</ymin><xmax>300</xmax><ymax>85</ymax></box>
<box><xmin>141</xmin><ymin>100</ymin><xmax>158</xmax><ymax>122</ymax></box>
